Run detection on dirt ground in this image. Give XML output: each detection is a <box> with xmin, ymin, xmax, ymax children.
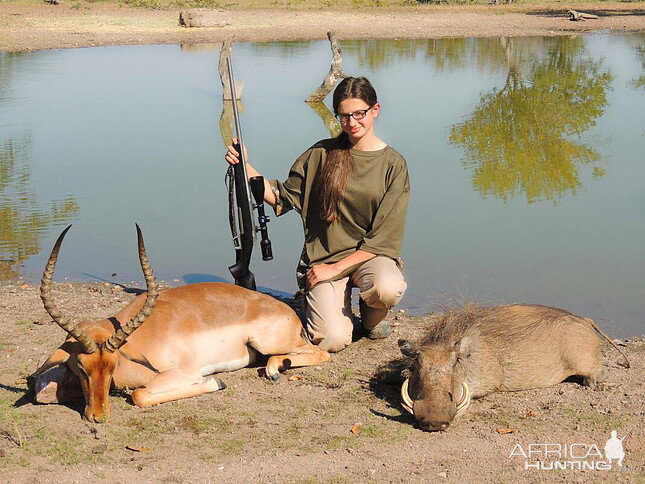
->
<box><xmin>2</xmin><ymin>3</ymin><xmax>645</xmax><ymax>52</ymax></box>
<box><xmin>0</xmin><ymin>280</ymin><xmax>643</xmax><ymax>482</ymax></box>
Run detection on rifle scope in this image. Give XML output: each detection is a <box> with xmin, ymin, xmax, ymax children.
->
<box><xmin>250</xmin><ymin>176</ymin><xmax>273</xmax><ymax>261</ymax></box>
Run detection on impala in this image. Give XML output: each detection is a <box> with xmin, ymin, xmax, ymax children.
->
<box><xmin>32</xmin><ymin>225</ymin><xmax>330</xmax><ymax>422</ymax></box>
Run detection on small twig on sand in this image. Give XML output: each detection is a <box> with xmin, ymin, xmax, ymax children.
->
<box><xmin>14</xmin><ymin>423</ymin><xmax>22</xmax><ymax>447</ymax></box>
<box><xmin>306</xmin><ymin>31</ymin><xmax>348</xmax><ymax>103</ymax></box>
<box><xmin>569</xmin><ymin>10</ymin><xmax>599</xmax><ymax>21</ymax></box>
<box><xmin>1</xmin><ymin>424</ymin><xmax>23</xmax><ymax>447</ymax></box>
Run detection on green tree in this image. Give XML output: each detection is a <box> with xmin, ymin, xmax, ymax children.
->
<box><xmin>450</xmin><ymin>37</ymin><xmax>612</xmax><ymax>204</ymax></box>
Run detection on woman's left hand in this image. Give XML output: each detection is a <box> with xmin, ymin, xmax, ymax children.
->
<box><xmin>306</xmin><ymin>263</ymin><xmax>340</xmax><ymax>289</ymax></box>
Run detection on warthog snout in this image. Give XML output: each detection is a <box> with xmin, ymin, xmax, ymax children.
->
<box><xmin>399</xmin><ymin>340</ymin><xmax>471</xmax><ymax>432</ymax></box>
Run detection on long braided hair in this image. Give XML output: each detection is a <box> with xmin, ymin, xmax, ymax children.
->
<box><xmin>317</xmin><ymin>77</ymin><xmax>378</xmax><ymax>223</ymax></box>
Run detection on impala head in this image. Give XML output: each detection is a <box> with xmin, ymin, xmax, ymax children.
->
<box><xmin>398</xmin><ymin>339</ymin><xmax>471</xmax><ymax>432</ymax></box>
<box><xmin>40</xmin><ymin>224</ymin><xmax>158</xmax><ymax>422</ymax></box>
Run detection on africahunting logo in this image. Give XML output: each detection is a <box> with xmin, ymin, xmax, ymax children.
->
<box><xmin>509</xmin><ymin>429</ymin><xmax>632</xmax><ymax>471</ymax></box>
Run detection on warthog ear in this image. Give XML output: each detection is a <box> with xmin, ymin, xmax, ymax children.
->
<box><xmin>398</xmin><ymin>339</ymin><xmax>419</xmax><ymax>359</ymax></box>
<box><xmin>457</xmin><ymin>335</ymin><xmax>474</xmax><ymax>358</ymax></box>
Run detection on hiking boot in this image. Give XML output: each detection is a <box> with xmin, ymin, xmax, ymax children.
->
<box><xmin>366</xmin><ymin>320</ymin><xmax>391</xmax><ymax>340</ymax></box>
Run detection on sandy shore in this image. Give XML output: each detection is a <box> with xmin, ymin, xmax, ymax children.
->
<box><xmin>2</xmin><ymin>4</ymin><xmax>645</xmax><ymax>52</ymax></box>
<box><xmin>0</xmin><ymin>280</ymin><xmax>642</xmax><ymax>481</ymax></box>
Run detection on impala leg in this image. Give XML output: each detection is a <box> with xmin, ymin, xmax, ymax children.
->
<box><xmin>265</xmin><ymin>346</ymin><xmax>331</xmax><ymax>381</ymax></box>
<box><xmin>130</xmin><ymin>370</ymin><xmax>225</xmax><ymax>407</ymax></box>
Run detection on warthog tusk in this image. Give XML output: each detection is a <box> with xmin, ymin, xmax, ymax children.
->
<box><xmin>400</xmin><ymin>378</ymin><xmax>414</xmax><ymax>415</ymax></box>
<box><xmin>456</xmin><ymin>381</ymin><xmax>471</xmax><ymax>414</ymax></box>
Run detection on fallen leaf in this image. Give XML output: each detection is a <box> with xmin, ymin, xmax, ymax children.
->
<box><xmin>126</xmin><ymin>445</ymin><xmax>151</xmax><ymax>452</ymax></box>
<box><xmin>33</xmin><ymin>320</ymin><xmax>47</xmax><ymax>326</ymax></box>
<box><xmin>521</xmin><ymin>410</ymin><xmax>536</xmax><ymax>419</ymax></box>
<box><xmin>288</xmin><ymin>375</ymin><xmax>303</xmax><ymax>382</ymax></box>
<box><xmin>351</xmin><ymin>423</ymin><xmax>362</xmax><ymax>435</ymax></box>
<box><xmin>21</xmin><ymin>284</ymin><xmax>29</xmax><ymax>289</ymax></box>
<box><xmin>15</xmin><ymin>378</ymin><xmax>26</xmax><ymax>385</ymax></box>
<box><xmin>496</xmin><ymin>428</ymin><xmax>515</xmax><ymax>435</ymax></box>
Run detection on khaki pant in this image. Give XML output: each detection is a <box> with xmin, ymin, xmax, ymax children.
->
<box><xmin>304</xmin><ymin>256</ymin><xmax>407</xmax><ymax>353</ymax></box>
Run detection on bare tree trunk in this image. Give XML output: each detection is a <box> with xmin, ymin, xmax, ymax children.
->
<box><xmin>306</xmin><ymin>31</ymin><xmax>348</xmax><ymax>103</ymax></box>
<box><xmin>219</xmin><ymin>37</ymin><xmax>244</xmax><ymax>100</ymax></box>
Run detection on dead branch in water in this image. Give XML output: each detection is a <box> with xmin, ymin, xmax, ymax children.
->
<box><xmin>568</xmin><ymin>10</ymin><xmax>599</xmax><ymax>21</ymax></box>
<box><xmin>219</xmin><ymin>37</ymin><xmax>243</xmax><ymax>100</ymax></box>
<box><xmin>306</xmin><ymin>31</ymin><xmax>348</xmax><ymax>103</ymax></box>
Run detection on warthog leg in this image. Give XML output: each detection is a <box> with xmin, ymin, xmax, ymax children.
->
<box><xmin>130</xmin><ymin>369</ymin><xmax>225</xmax><ymax>407</ymax></box>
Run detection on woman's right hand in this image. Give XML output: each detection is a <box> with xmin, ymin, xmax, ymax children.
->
<box><xmin>225</xmin><ymin>138</ymin><xmax>248</xmax><ymax>165</ymax></box>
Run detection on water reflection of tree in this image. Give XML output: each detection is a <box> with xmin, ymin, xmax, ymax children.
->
<box><xmin>307</xmin><ymin>102</ymin><xmax>341</xmax><ymax>137</ymax></box>
<box><xmin>250</xmin><ymin>41</ymin><xmax>313</xmax><ymax>59</ymax></box>
<box><xmin>628</xmin><ymin>43</ymin><xmax>645</xmax><ymax>90</ymax></box>
<box><xmin>0</xmin><ymin>133</ymin><xmax>80</xmax><ymax>279</ymax></box>
<box><xmin>450</xmin><ymin>37</ymin><xmax>612</xmax><ymax>204</ymax></box>
<box><xmin>341</xmin><ymin>37</ymin><xmax>557</xmax><ymax>74</ymax></box>
<box><xmin>219</xmin><ymin>99</ymin><xmax>245</xmax><ymax>147</ymax></box>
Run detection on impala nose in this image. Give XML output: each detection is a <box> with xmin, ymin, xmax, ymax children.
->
<box><xmin>85</xmin><ymin>407</ymin><xmax>110</xmax><ymax>423</ymax></box>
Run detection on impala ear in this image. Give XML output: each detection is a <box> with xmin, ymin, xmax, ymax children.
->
<box><xmin>31</xmin><ymin>347</ymin><xmax>72</xmax><ymax>380</ymax></box>
<box><xmin>118</xmin><ymin>347</ymin><xmax>159</xmax><ymax>374</ymax></box>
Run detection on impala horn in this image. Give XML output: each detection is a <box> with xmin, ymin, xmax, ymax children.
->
<box><xmin>103</xmin><ymin>224</ymin><xmax>158</xmax><ymax>353</ymax></box>
<box><xmin>40</xmin><ymin>225</ymin><xmax>98</xmax><ymax>354</ymax></box>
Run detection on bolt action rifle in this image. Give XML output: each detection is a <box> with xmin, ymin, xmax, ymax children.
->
<box><xmin>225</xmin><ymin>56</ymin><xmax>273</xmax><ymax>291</ymax></box>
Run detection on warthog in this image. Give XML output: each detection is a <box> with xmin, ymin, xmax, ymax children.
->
<box><xmin>398</xmin><ymin>304</ymin><xmax>630</xmax><ymax>432</ymax></box>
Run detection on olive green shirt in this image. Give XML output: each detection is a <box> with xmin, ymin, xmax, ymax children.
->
<box><xmin>269</xmin><ymin>139</ymin><xmax>410</xmax><ymax>288</ymax></box>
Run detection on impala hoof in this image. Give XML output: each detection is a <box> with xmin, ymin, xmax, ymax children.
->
<box><xmin>267</xmin><ymin>370</ymin><xmax>280</xmax><ymax>382</ymax></box>
<box><xmin>205</xmin><ymin>377</ymin><xmax>226</xmax><ymax>392</ymax></box>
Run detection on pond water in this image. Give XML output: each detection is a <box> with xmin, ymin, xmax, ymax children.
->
<box><xmin>1</xmin><ymin>33</ymin><xmax>644</xmax><ymax>335</ymax></box>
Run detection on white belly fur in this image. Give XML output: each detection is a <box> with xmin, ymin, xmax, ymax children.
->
<box><xmin>199</xmin><ymin>347</ymin><xmax>258</xmax><ymax>376</ymax></box>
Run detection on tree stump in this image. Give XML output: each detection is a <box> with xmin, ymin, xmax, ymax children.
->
<box><xmin>306</xmin><ymin>31</ymin><xmax>348</xmax><ymax>103</ymax></box>
<box><xmin>179</xmin><ymin>9</ymin><xmax>232</xmax><ymax>28</ymax></box>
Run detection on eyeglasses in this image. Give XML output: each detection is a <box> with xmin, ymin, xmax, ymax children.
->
<box><xmin>335</xmin><ymin>106</ymin><xmax>373</xmax><ymax>123</ymax></box>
